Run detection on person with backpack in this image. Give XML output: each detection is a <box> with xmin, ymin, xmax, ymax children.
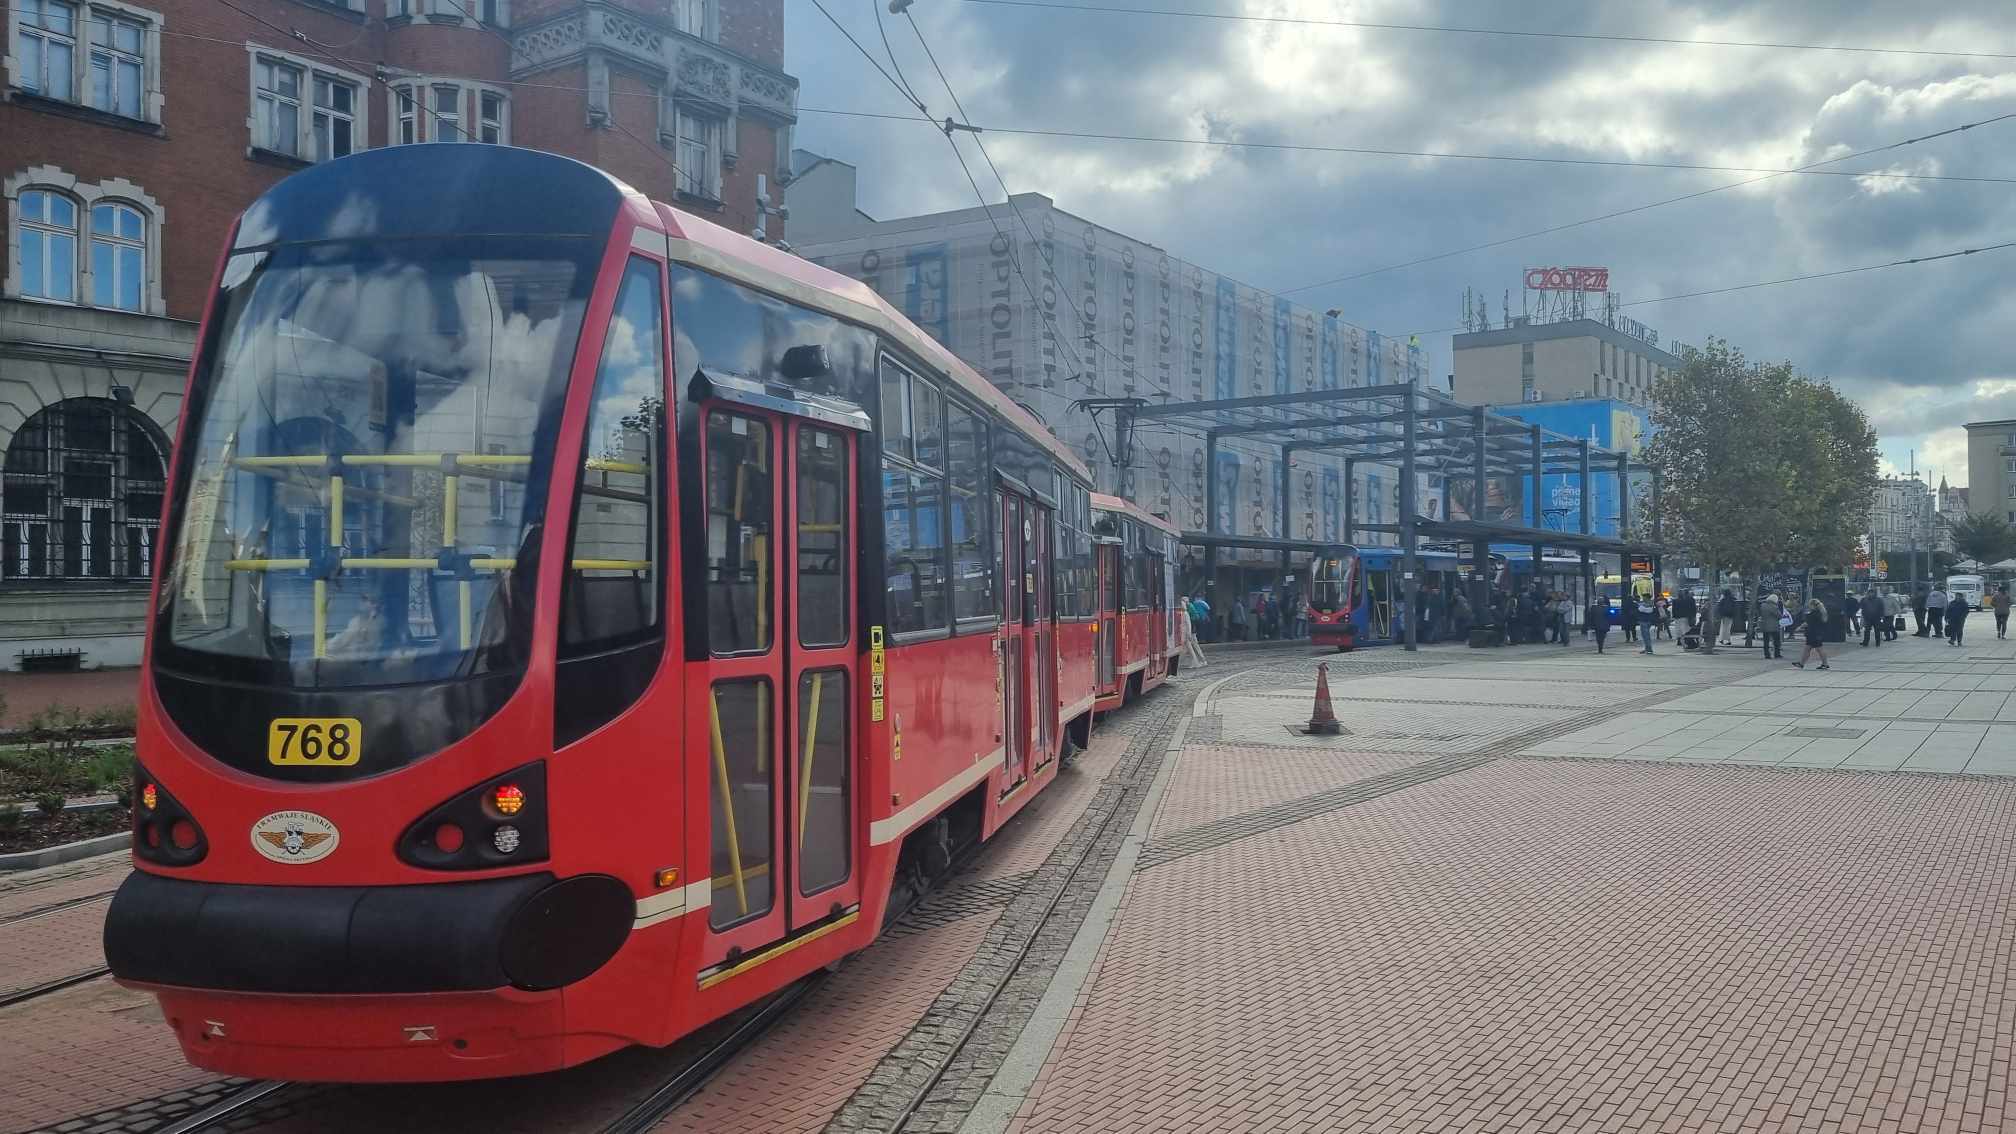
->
<box><xmin>1636</xmin><ymin>591</ymin><xmax>1657</xmax><ymax>654</ymax></box>
<box><xmin>1758</xmin><ymin>592</ymin><xmax>1784</xmax><ymax>659</ymax></box>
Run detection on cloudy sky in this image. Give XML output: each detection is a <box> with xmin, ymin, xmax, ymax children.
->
<box><xmin>782</xmin><ymin>0</ymin><xmax>2016</xmax><ymax>489</ymax></box>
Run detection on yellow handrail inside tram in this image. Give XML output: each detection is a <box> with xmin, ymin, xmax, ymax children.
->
<box><xmin>797</xmin><ymin>672</ymin><xmax>824</xmax><ymax>848</ymax></box>
<box><xmin>707</xmin><ymin>691</ymin><xmax>750</xmax><ymax>916</ymax></box>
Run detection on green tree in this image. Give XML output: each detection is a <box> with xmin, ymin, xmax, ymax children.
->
<box><xmin>1948</xmin><ymin>511</ymin><xmax>2016</xmax><ymax>567</ymax></box>
<box><xmin>1645</xmin><ymin>340</ymin><xmax>1879</xmax><ymax>651</ymax></box>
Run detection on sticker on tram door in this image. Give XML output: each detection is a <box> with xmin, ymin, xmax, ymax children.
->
<box><xmin>267</xmin><ymin>717</ymin><xmax>363</xmax><ymax>766</ymax></box>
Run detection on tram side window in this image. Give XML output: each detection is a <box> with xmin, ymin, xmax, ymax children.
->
<box><xmin>797</xmin><ymin>427</ymin><xmax>848</xmax><ymax>649</ymax></box>
<box><xmin>555</xmin><ymin>256</ymin><xmax>666</xmax><ymax>746</ymax></box>
<box><xmin>883</xmin><ymin>466</ymin><xmax>946</xmax><ymax>635</ymax></box>
<box><xmin>706</xmin><ymin>412</ymin><xmax>773</xmax><ymax>655</ymax></box>
<box><xmin>947</xmin><ymin>401</ymin><xmax>994</xmax><ymax>625</ymax></box>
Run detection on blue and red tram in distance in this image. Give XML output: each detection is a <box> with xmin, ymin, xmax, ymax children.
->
<box><xmin>1088</xmin><ymin>494</ymin><xmax>1187</xmax><ymax>711</ymax></box>
<box><xmin>1306</xmin><ymin>545</ymin><xmax>1362</xmax><ymax>651</ymax></box>
<box><xmin>104</xmin><ymin>145</ymin><xmax>1161</xmax><ymax>1082</ymax></box>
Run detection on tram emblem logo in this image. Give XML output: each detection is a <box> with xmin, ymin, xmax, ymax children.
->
<box><xmin>250</xmin><ymin>810</ymin><xmax>341</xmax><ymax>864</ymax></box>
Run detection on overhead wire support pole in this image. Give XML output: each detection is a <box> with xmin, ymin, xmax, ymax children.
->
<box><xmin>1530</xmin><ymin>425</ymin><xmax>1544</xmax><ymax>594</ymax></box>
<box><xmin>1472</xmin><ymin>405</ymin><xmax>1490</xmax><ymax>633</ymax></box>
<box><xmin>1204</xmin><ymin>428</ymin><xmax>1221</xmax><ymax>612</ymax></box>
<box><xmin>1279</xmin><ymin>444</ymin><xmax>1294</xmax><ymax>619</ymax></box>
<box><xmin>1579</xmin><ymin>439</ymin><xmax>1593</xmax><ymax>616</ymax></box>
<box><xmin>1401</xmin><ymin>392</ymin><xmax>1419</xmax><ymax>653</ymax></box>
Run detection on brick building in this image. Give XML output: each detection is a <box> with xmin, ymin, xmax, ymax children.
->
<box><xmin>0</xmin><ymin>0</ymin><xmax>797</xmax><ymax>668</ymax></box>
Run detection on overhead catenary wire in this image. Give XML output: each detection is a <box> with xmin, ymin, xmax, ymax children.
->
<box><xmin>901</xmin><ymin>7</ymin><xmax>1133</xmax><ymax>392</ymax></box>
<box><xmin>1278</xmin><ymin>109</ymin><xmax>2016</xmax><ymax>298</ymax></box>
<box><xmin>959</xmin><ymin>0</ymin><xmax>2016</xmax><ymax>61</ymax></box>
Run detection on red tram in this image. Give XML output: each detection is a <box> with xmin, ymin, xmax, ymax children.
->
<box><xmin>1089</xmin><ymin>495</ymin><xmax>1186</xmax><ymax>712</ymax></box>
<box><xmin>1307</xmin><ymin>545</ymin><xmax>1362</xmax><ymax>651</ymax></box>
<box><xmin>104</xmin><ymin>146</ymin><xmax>1137</xmax><ymax>1081</ymax></box>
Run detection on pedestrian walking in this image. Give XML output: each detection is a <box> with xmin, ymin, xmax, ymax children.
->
<box><xmin>1653</xmin><ymin>597</ymin><xmax>1671</xmax><ymax>639</ymax></box>
<box><xmin>1555</xmin><ymin>592</ymin><xmax>1572</xmax><ymax>646</ymax></box>
<box><xmin>1927</xmin><ymin>585</ymin><xmax>1948</xmax><ymax>639</ymax></box>
<box><xmin>1716</xmin><ymin>587</ymin><xmax>1739</xmax><ymax>644</ymax></box>
<box><xmin>1586</xmin><ymin>595</ymin><xmax>1611</xmax><ymax>654</ymax></box>
<box><xmin>1619</xmin><ymin>591</ymin><xmax>1639</xmax><ymax>646</ymax></box>
<box><xmin>1758</xmin><ymin>592</ymin><xmax>1785</xmax><ymax>659</ymax></box>
<box><xmin>1451</xmin><ymin>592</ymin><xmax>1474</xmax><ymax>640</ymax></box>
<box><xmin>1947</xmin><ymin>591</ymin><xmax>1970</xmax><ymax>647</ymax></box>
<box><xmin>1994</xmin><ymin>585</ymin><xmax>2011</xmax><ymax>640</ymax></box>
<box><xmin>1912</xmin><ymin>585</ymin><xmax>1930</xmax><ymax>636</ymax></box>
<box><xmin>1637</xmin><ymin>593</ymin><xmax>1657</xmax><ymax>655</ymax></box>
<box><xmin>1860</xmin><ymin>588</ymin><xmax>1884</xmax><ymax>649</ymax></box>
<box><xmin>1842</xmin><ymin>591</ymin><xmax>1861</xmax><ymax>637</ymax></box>
<box><xmin>1792</xmin><ymin>599</ymin><xmax>1832</xmax><ymax>669</ymax></box>
<box><xmin>1228</xmin><ymin>595</ymin><xmax>1249</xmax><ymax>641</ymax></box>
<box><xmin>1673</xmin><ymin>590</ymin><xmax>1698</xmax><ymax>638</ymax></box>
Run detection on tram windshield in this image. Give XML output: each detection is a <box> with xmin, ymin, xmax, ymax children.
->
<box><xmin>1310</xmin><ymin>551</ymin><xmax>1357</xmax><ymax>611</ymax></box>
<box><xmin>155</xmin><ymin>236</ymin><xmax>599</xmax><ymax>687</ymax></box>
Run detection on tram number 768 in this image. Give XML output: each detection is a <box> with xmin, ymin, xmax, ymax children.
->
<box><xmin>267</xmin><ymin>718</ymin><xmax>364</xmax><ymax>766</ymax></box>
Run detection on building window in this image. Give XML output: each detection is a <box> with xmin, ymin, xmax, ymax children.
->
<box><xmin>87</xmin><ymin>9</ymin><xmax>144</xmax><ymax>117</ymax></box>
<box><xmin>11</xmin><ymin>0</ymin><xmax>160</xmax><ymax>122</ymax></box>
<box><xmin>675</xmin><ymin>0</ymin><xmax>708</xmax><ymax>37</ymax></box>
<box><xmin>252</xmin><ymin>51</ymin><xmax>363</xmax><ymax>161</ymax></box>
<box><xmin>253</xmin><ymin>57</ymin><xmax>304</xmax><ymax>155</ymax></box>
<box><xmin>674</xmin><ymin>107</ymin><xmax>722</xmax><ymax>199</ymax></box>
<box><xmin>17</xmin><ymin>189</ymin><xmax>78</xmax><ymax>302</ymax></box>
<box><xmin>18</xmin><ymin>0</ymin><xmax>78</xmax><ymax>101</ymax></box>
<box><xmin>396</xmin><ymin>86</ymin><xmax>417</xmax><ymax>144</ymax></box>
<box><xmin>89</xmin><ymin>201</ymin><xmax>143</xmax><ymax>310</ymax></box>
<box><xmin>432</xmin><ymin>84</ymin><xmax>463</xmax><ymax>141</ymax></box>
<box><xmin>478</xmin><ymin>89</ymin><xmax>505</xmax><ymax>143</ymax></box>
<box><xmin>1</xmin><ymin>398</ymin><xmax>166</xmax><ymax>581</ymax></box>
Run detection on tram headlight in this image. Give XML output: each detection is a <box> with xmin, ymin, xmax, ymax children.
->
<box><xmin>397</xmin><ymin>761</ymin><xmax>548</xmax><ymax>870</ymax></box>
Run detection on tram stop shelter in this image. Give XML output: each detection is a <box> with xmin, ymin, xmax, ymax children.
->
<box><xmin>1098</xmin><ymin>383</ymin><xmax>1665</xmax><ymax>651</ymax></box>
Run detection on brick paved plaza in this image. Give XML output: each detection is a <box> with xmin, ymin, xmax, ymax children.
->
<box><xmin>7</xmin><ymin>632</ymin><xmax>2016</xmax><ymax>1134</ymax></box>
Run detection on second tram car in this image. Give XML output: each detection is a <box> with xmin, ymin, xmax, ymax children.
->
<box><xmin>1089</xmin><ymin>494</ymin><xmax>1185</xmax><ymax>711</ymax></box>
<box><xmin>103</xmin><ymin>145</ymin><xmax>1165</xmax><ymax>1082</ymax></box>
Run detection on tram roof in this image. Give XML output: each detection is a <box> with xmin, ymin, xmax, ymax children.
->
<box><xmin>1090</xmin><ymin>492</ymin><xmax>1181</xmax><ymax>538</ymax></box>
<box><xmin>650</xmin><ymin>196</ymin><xmax>1093</xmax><ymax>487</ymax></box>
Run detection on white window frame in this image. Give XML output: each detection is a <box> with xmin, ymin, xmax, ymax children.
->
<box><xmin>477</xmin><ymin>87</ymin><xmax>507</xmax><ymax>144</ymax></box>
<box><xmin>389</xmin><ymin>77</ymin><xmax>506</xmax><ymax>145</ymax></box>
<box><xmin>16</xmin><ymin>186</ymin><xmax>79</xmax><ymax>302</ymax></box>
<box><xmin>430</xmin><ymin>82</ymin><xmax>463</xmax><ymax>141</ymax></box>
<box><xmin>674</xmin><ymin>0</ymin><xmax>712</xmax><ymax>40</ymax></box>
<box><xmin>3</xmin><ymin>165</ymin><xmax>166</xmax><ymax>315</ymax></box>
<box><xmin>88</xmin><ymin>199</ymin><xmax>144</xmax><ymax>311</ymax></box>
<box><xmin>86</xmin><ymin>7</ymin><xmax>145</xmax><ymax>117</ymax></box>
<box><xmin>15</xmin><ymin>0</ymin><xmax>78</xmax><ymax>102</ymax></box>
<box><xmin>4</xmin><ymin>0</ymin><xmax>165</xmax><ymax>124</ymax></box>
<box><xmin>672</xmin><ymin>105</ymin><xmax>723</xmax><ymax>200</ymax></box>
<box><xmin>245</xmin><ymin>45</ymin><xmax>367</xmax><ymax>162</ymax></box>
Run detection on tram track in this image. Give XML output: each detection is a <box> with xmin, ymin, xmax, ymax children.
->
<box><xmin>0</xmin><ymin>888</ymin><xmax>114</xmax><ymax>928</ymax></box>
<box><xmin>0</xmin><ymin>966</ymin><xmax>111</xmax><ymax>1009</ymax></box>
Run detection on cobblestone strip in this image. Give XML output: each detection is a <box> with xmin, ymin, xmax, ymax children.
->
<box><xmin>883</xmin><ymin>872</ymin><xmax>1036</xmax><ymax>939</ymax></box>
<box><xmin>820</xmin><ymin>684</ymin><xmax>1201</xmax><ymax>1134</ymax></box>
<box><xmin>1139</xmin><ymin>679</ymin><xmax>1741</xmax><ymax>872</ymax></box>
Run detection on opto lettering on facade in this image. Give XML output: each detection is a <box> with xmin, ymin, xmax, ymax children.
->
<box><xmin>988</xmin><ymin>232</ymin><xmax>1015</xmax><ymax>389</ymax></box>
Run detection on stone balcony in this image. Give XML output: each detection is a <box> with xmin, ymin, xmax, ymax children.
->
<box><xmin>510</xmin><ymin>1</ymin><xmax>798</xmax><ymax>126</ymax></box>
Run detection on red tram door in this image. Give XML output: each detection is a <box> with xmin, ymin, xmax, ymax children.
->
<box><xmin>696</xmin><ymin>405</ymin><xmax>862</xmax><ymax>967</ymax></box>
<box><xmin>1094</xmin><ymin>543</ymin><xmax>1118</xmax><ymax>692</ymax></box>
<box><xmin>1149</xmin><ymin>554</ymin><xmax>1167</xmax><ymax>662</ymax></box>
<box><xmin>997</xmin><ymin>490</ymin><xmax>1055</xmax><ymax>786</ymax></box>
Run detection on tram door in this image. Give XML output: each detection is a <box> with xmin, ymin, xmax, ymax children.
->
<box><xmin>698</xmin><ymin>405</ymin><xmax>862</xmax><ymax>965</ymax></box>
<box><xmin>1094</xmin><ymin>543</ymin><xmax>1118</xmax><ymax>690</ymax></box>
<box><xmin>1148</xmin><ymin>553</ymin><xmax>1167</xmax><ymax>664</ymax></box>
<box><xmin>999</xmin><ymin>493</ymin><xmax>1029</xmax><ymax>785</ymax></box>
<box><xmin>1030</xmin><ymin>502</ymin><xmax>1056</xmax><ymax>768</ymax></box>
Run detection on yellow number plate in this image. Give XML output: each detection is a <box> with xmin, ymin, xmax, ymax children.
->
<box><xmin>267</xmin><ymin>718</ymin><xmax>363</xmax><ymax>766</ymax></box>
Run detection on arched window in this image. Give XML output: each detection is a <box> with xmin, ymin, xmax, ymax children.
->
<box><xmin>90</xmin><ymin>202</ymin><xmax>145</xmax><ymax>311</ymax></box>
<box><xmin>2</xmin><ymin>398</ymin><xmax>166</xmax><ymax>581</ymax></box>
<box><xmin>19</xmin><ymin>189</ymin><xmax>79</xmax><ymax>302</ymax></box>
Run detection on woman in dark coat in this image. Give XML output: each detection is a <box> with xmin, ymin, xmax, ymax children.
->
<box><xmin>1793</xmin><ymin>599</ymin><xmax>1832</xmax><ymax>670</ymax></box>
<box><xmin>1947</xmin><ymin>593</ymin><xmax>1970</xmax><ymax>646</ymax></box>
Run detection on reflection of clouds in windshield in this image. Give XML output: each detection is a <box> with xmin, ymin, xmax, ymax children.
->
<box><xmin>326</xmin><ymin>194</ymin><xmax>379</xmax><ymax>241</ymax></box>
<box><xmin>236</xmin><ymin>200</ymin><xmax>280</xmax><ymax>248</ymax></box>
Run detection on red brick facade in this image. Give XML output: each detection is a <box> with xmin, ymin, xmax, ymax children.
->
<box><xmin>0</xmin><ymin>0</ymin><xmax>796</xmax><ymax>322</ymax></box>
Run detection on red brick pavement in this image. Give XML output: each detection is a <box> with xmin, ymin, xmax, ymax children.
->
<box><xmin>660</xmin><ymin>909</ymin><xmax>1001</xmax><ymax>1132</ymax></box>
<box><xmin>1148</xmin><ymin>744</ymin><xmax>1424</xmax><ymax>837</ymax></box>
<box><xmin>1012</xmin><ymin>759</ymin><xmax>2016</xmax><ymax>1134</ymax></box>
<box><xmin>0</xmin><ymin>900</ymin><xmax>109</xmax><ymax>1001</ymax></box>
<box><xmin>0</xmin><ymin>978</ymin><xmax>212</xmax><ymax>1133</ymax></box>
<box><xmin>0</xmin><ymin>670</ymin><xmax>139</xmax><ymax>729</ymax></box>
<box><xmin>0</xmin><ymin>855</ymin><xmax>128</xmax><ymax>922</ymax></box>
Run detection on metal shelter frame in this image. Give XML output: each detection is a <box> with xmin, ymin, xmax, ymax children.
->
<box><xmin>1114</xmin><ymin>384</ymin><xmax>1664</xmax><ymax>652</ymax></box>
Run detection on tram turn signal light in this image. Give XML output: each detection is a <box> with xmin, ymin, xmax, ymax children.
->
<box><xmin>140</xmin><ymin>783</ymin><xmax>158</xmax><ymax>811</ymax></box>
<box><xmin>492</xmin><ymin>783</ymin><xmax>525</xmax><ymax>816</ymax></box>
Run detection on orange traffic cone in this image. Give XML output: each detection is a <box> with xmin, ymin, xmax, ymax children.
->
<box><xmin>1305</xmin><ymin>662</ymin><xmax>1342</xmax><ymax>735</ymax></box>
